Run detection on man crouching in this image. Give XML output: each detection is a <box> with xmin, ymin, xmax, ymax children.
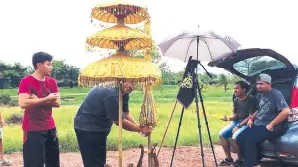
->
<box><xmin>74</xmin><ymin>82</ymin><xmax>151</xmax><ymax>167</ymax></box>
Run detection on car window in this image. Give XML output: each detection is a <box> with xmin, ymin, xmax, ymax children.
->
<box><xmin>233</xmin><ymin>56</ymin><xmax>287</xmax><ymax>76</ymax></box>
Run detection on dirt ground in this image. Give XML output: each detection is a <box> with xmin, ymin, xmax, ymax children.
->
<box><xmin>3</xmin><ymin>145</ymin><xmax>292</xmax><ymax>167</ymax></box>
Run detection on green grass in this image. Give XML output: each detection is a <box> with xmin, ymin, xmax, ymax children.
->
<box><xmin>1</xmin><ymin>102</ymin><xmax>232</xmax><ymax>153</ymax></box>
<box><xmin>0</xmin><ymin>85</ymin><xmax>234</xmax><ymax>105</ymax></box>
<box><xmin>0</xmin><ymin>85</ymin><xmax>234</xmax><ymax>153</ymax></box>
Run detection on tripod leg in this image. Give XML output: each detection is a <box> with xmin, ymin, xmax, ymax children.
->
<box><xmin>194</xmin><ymin>84</ymin><xmax>205</xmax><ymax>167</ymax></box>
<box><xmin>157</xmin><ymin>101</ymin><xmax>178</xmax><ymax>158</ymax></box>
<box><xmin>197</xmin><ymin>82</ymin><xmax>218</xmax><ymax>167</ymax></box>
<box><xmin>170</xmin><ymin>107</ymin><xmax>185</xmax><ymax>167</ymax></box>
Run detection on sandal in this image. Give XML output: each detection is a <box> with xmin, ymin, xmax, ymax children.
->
<box><xmin>0</xmin><ymin>159</ymin><xmax>11</xmax><ymax>166</ymax></box>
<box><xmin>230</xmin><ymin>159</ymin><xmax>243</xmax><ymax>167</ymax></box>
<box><xmin>218</xmin><ymin>157</ymin><xmax>233</xmax><ymax>166</ymax></box>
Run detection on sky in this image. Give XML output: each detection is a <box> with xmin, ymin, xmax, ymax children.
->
<box><xmin>0</xmin><ymin>0</ymin><xmax>297</xmax><ymax>74</ymax></box>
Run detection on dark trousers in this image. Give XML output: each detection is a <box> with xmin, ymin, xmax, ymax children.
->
<box><xmin>237</xmin><ymin>125</ymin><xmax>281</xmax><ymax>167</ymax></box>
<box><xmin>75</xmin><ymin>129</ymin><xmax>109</xmax><ymax>167</ymax></box>
<box><xmin>23</xmin><ymin>128</ymin><xmax>60</xmax><ymax>167</ymax></box>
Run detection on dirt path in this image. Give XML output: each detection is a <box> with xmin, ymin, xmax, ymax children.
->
<box><xmin>3</xmin><ymin>145</ymin><xmax>291</xmax><ymax>167</ymax></box>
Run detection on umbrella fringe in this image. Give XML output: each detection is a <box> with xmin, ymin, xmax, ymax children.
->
<box><xmin>139</xmin><ymin>85</ymin><xmax>158</xmax><ymax>128</ymax></box>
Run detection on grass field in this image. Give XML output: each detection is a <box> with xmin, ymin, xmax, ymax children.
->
<box><xmin>0</xmin><ymin>85</ymin><xmax>234</xmax><ymax>153</ymax></box>
<box><xmin>1</xmin><ymin>85</ymin><xmax>233</xmax><ymax>105</ymax></box>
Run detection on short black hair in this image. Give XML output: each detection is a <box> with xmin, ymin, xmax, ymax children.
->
<box><xmin>32</xmin><ymin>52</ymin><xmax>53</xmax><ymax>69</ymax></box>
<box><xmin>234</xmin><ymin>80</ymin><xmax>249</xmax><ymax>91</ymax></box>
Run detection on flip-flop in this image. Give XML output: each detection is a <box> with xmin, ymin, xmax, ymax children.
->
<box><xmin>218</xmin><ymin>157</ymin><xmax>234</xmax><ymax>166</ymax></box>
<box><xmin>0</xmin><ymin>159</ymin><xmax>11</xmax><ymax>166</ymax></box>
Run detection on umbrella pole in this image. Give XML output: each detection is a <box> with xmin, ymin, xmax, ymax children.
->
<box><xmin>118</xmin><ymin>85</ymin><xmax>123</xmax><ymax>167</ymax></box>
<box><xmin>148</xmin><ymin>133</ymin><xmax>151</xmax><ymax>167</ymax></box>
<box><xmin>195</xmin><ymin>37</ymin><xmax>206</xmax><ymax>167</ymax></box>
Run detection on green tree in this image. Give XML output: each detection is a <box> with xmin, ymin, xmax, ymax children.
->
<box><xmin>133</xmin><ymin>45</ymin><xmax>168</xmax><ymax>71</ymax></box>
<box><xmin>218</xmin><ymin>73</ymin><xmax>230</xmax><ymax>92</ymax></box>
<box><xmin>0</xmin><ymin>61</ymin><xmax>29</xmax><ymax>89</ymax></box>
<box><xmin>52</xmin><ymin>60</ymin><xmax>80</xmax><ymax>87</ymax></box>
<box><xmin>200</xmin><ymin>72</ymin><xmax>217</xmax><ymax>85</ymax></box>
<box><xmin>249</xmin><ymin>60</ymin><xmax>283</xmax><ymax>75</ymax></box>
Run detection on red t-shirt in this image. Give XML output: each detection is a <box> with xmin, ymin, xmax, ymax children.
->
<box><xmin>18</xmin><ymin>75</ymin><xmax>58</xmax><ymax>131</ymax></box>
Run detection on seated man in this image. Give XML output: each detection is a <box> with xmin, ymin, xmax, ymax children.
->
<box><xmin>236</xmin><ymin>74</ymin><xmax>291</xmax><ymax>167</ymax></box>
<box><xmin>218</xmin><ymin>81</ymin><xmax>257</xmax><ymax>166</ymax></box>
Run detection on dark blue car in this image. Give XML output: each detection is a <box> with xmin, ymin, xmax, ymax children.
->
<box><xmin>208</xmin><ymin>48</ymin><xmax>298</xmax><ymax>165</ymax></box>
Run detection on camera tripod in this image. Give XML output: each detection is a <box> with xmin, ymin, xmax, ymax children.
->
<box><xmin>157</xmin><ymin>56</ymin><xmax>218</xmax><ymax>167</ymax></box>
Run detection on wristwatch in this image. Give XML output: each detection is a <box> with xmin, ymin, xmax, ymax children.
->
<box><xmin>237</xmin><ymin>124</ymin><xmax>241</xmax><ymax>128</ymax></box>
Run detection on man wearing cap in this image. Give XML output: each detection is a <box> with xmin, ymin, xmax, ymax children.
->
<box><xmin>234</xmin><ymin>74</ymin><xmax>291</xmax><ymax>167</ymax></box>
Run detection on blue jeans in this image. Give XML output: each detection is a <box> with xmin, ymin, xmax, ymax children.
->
<box><xmin>219</xmin><ymin>120</ymin><xmax>248</xmax><ymax>140</ymax></box>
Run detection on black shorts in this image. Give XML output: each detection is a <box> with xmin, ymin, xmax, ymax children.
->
<box><xmin>23</xmin><ymin>128</ymin><xmax>60</xmax><ymax>167</ymax></box>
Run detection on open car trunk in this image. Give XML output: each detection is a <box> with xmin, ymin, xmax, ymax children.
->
<box><xmin>214</xmin><ymin>48</ymin><xmax>298</xmax><ymax>165</ymax></box>
<box><xmin>208</xmin><ymin>48</ymin><xmax>297</xmax><ymax>84</ymax></box>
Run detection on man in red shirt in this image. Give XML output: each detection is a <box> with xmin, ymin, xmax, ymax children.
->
<box><xmin>18</xmin><ymin>52</ymin><xmax>61</xmax><ymax>167</ymax></box>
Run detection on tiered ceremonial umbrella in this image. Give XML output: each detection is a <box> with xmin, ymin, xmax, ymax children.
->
<box><xmin>86</xmin><ymin>24</ymin><xmax>153</xmax><ymax>50</ymax></box>
<box><xmin>84</xmin><ymin>1</ymin><xmax>159</xmax><ymax>166</ymax></box>
<box><xmin>91</xmin><ymin>0</ymin><xmax>148</xmax><ymax>24</ymax></box>
<box><xmin>79</xmin><ymin>51</ymin><xmax>161</xmax><ymax>87</ymax></box>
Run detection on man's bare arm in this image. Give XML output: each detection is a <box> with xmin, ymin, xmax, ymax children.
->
<box><xmin>51</xmin><ymin>100</ymin><xmax>61</xmax><ymax>107</ymax></box>
<box><xmin>229</xmin><ymin>113</ymin><xmax>238</xmax><ymax>121</ymax></box>
<box><xmin>19</xmin><ymin>93</ymin><xmax>49</xmax><ymax>109</ymax></box>
<box><xmin>29</xmin><ymin>94</ymin><xmax>60</xmax><ymax>108</ymax></box>
<box><xmin>247</xmin><ymin>111</ymin><xmax>257</xmax><ymax>127</ymax></box>
<box><xmin>124</xmin><ymin>112</ymin><xmax>137</xmax><ymax>124</ymax></box>
<box><xmin>45</xmin><ymin>100</ymin><xmax>60</xmax><ymax>107</ymax></box>
<box><xmin>268</xmin><ymin>108</ymin><xmax>291</xmax><ymax>127</ymax></box>
<box><xmin>250</xmin><ymin>111</ymin><xmax>257</xmax><ymax>120</ymax></box>
<box><xmin>45</xmin><ymin>94</ymin><xmax>61</xmax><ymax>107</ymax></box>
<box><xmin>239</xmin><ymin>116</ymin><xmax>250</xmax><ymax>126</ymax></box>
<box><xmin>114</xmin><ymin>119</ymin><xmax>141</xmax><ymax>132</ymax></box>
<box><xmin>113</xmin><ymin>120</ymin><xmax>151</xmax><ymax>135</ymax></box>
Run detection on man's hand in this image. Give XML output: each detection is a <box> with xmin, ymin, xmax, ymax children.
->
<box><xmin>0</xmin><ymin>119</ymin><xmax>5</xmax><ymax>128</ymax></box>
<box><xmin>232</xmin><ymin>126</ymin><xmax>239</xmax><ymax>134</ymax></box>
<box><xmin>266</xmin><ymin>124</ymin><xmax>274</xmax><ymax>131</ymax></box>
<box><xmin>46</xmin><ymin>93</ymin><xmax>59</xmax><ymax>102</ymax></box>
<box><xmin>220</xmin><ymin>115</ymin><xmax>229</xmax><ymax>121</ymax></box>
<box><xmin>32</xmin><ymin>93</ymin><xmax>60</xmax><ymax>107</ymax></box>
<box><xmin>140</xmin><ymin>126</ymin><xmax>152</xmax><ymax>136</ymax></box>
<box><xmin>247</xmin><ymin>119</ymin><xmax>254</xmax><ymax>127</ymax></box>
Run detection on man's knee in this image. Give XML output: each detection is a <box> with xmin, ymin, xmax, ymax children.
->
<box><xmin>219</xmin><ymin>128</ymin><xmax>232</xmax><ymax>140</ymax></box>
<box><xmin>236</xmin><ymin>131</ymin><xmax>246</xmax><ymax>144</ymax></box>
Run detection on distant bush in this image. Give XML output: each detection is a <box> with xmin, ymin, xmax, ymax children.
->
<box><xmin>0</xmin><ymin>94</ymin><xmax>18</xmax><ymax>106</ymax></box>
<box><xmin>0</xmin><ymin>94</ymin><xmax>12</xmax><ymax>105</ymax></box>
<box><xmin>6</xmin><ymin>113</ymin><xmax>23</xmax><ymax>125</ymax></box>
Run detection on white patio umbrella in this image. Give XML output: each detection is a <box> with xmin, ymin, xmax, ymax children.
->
<box><xmin>158</xmin><ymin>31</ymin><xmax>241</xmax><ymax>62</ymax></box>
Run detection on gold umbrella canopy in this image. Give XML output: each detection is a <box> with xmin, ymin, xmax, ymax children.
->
<box><xmin>86</xmin><ymin>24</ymin><xmax>153</xmax><ymax>50</ymax></box>
<box><xmin>78</xmin><ymin>52</ymin><xmax>161</xmax><ymax>87</ymax></box>
<box><xmin>91</xmin><ymin>0</ymin><xmax>149</xmax><ymax>24</ymax></box>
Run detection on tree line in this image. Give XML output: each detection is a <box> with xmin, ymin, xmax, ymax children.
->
<box><xmin>0</xmin><ymin>60</ymin><xmax>80</xmax><ymax>89</ymax></box>
<box><xmin>0</xmin><ymin>46</ymin><xmax>241</xmax><ymax>91</ymax></box>
<box><xmin>0</xmin><ymin>60</ymin><xmax>240</xmax><ymax>92</ymax></box>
